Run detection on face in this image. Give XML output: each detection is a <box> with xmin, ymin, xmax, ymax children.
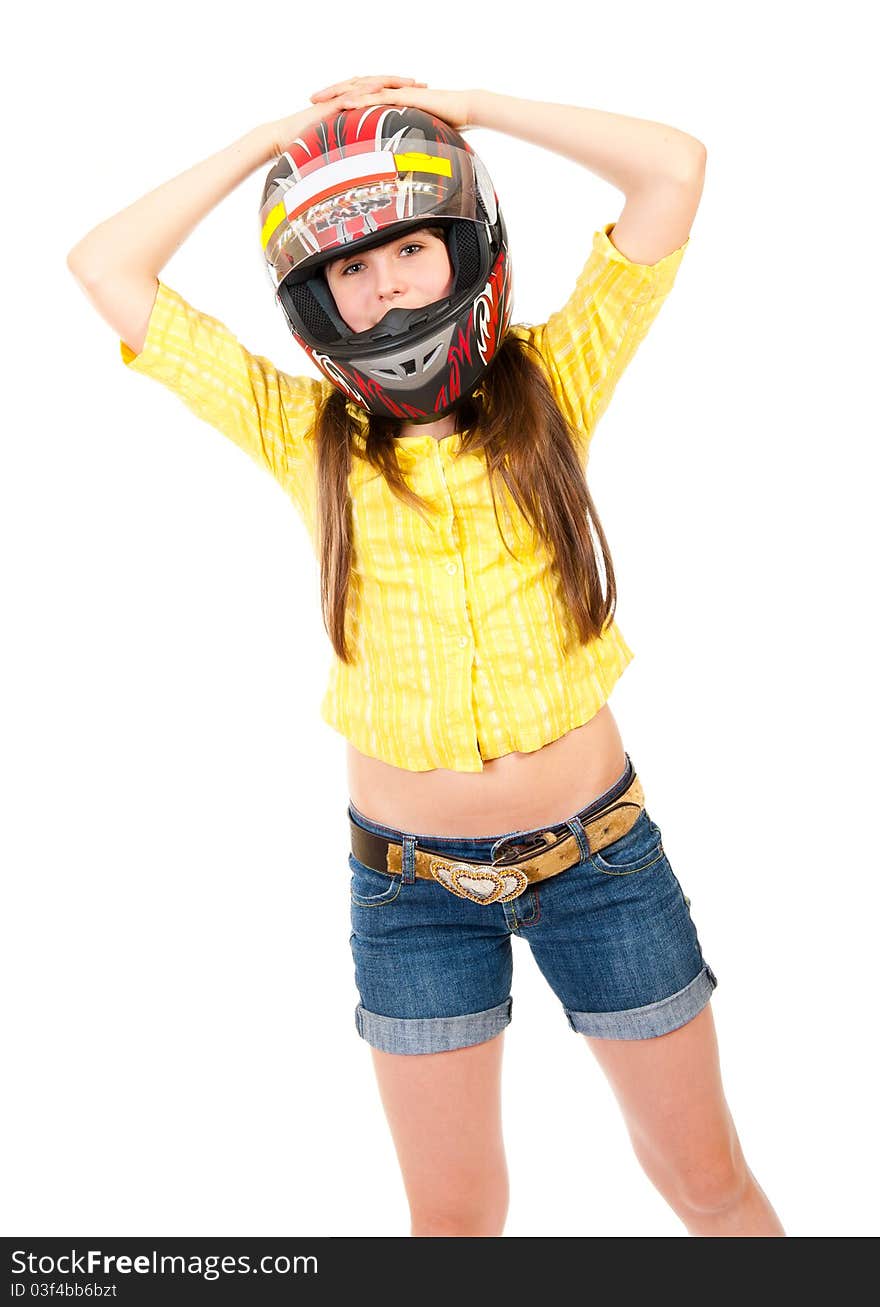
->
<box><xmin>323</xmin><ymin>227</ymin><xmax>454</xmax><ymax>334</ymax></box>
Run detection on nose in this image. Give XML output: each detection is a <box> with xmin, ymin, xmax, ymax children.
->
<box><xmin>375</xmin><ymin>255</ymin><xmax>407</xmax><ymax>303</ymax></box>
<box><xmin>373</xmin><ymin>282</ymin><xmax>405</xmax><ymax>327</ymax></box>
<box><xmin>377</xmin><ymin>279</ymin><xmax>404</xmax><ymax>303</ymax></box>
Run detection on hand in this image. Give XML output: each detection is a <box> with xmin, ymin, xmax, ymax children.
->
<box><xmin>311</xmin><ymin>77</ymin><xmax>475</xmax><ymax>133</ymax></box>
<box><xmin>310</xmin><ymin>73</ymin><xmax>428</xmax><ymax>103</ymax></box>
<box><xmin>264</xmin><ymin>76</ymin><xmax>426</xmax><ymax>160</ymax></box>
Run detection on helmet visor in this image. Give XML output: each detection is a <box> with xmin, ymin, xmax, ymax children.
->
<box><xmin>260</xmin><ymin>139</ymin><xmax>481</xmax><ymax>289</ymax></box>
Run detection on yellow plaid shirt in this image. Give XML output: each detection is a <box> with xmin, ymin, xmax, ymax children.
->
<box><xmin>120</xmin><ymin>221</ymin><xmax>689</xmax><ymax>771</ymax></box>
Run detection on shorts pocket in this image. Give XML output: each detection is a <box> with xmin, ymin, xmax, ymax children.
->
<box><xmin>588</xmin><ymin>808</ymin><xmax>666</xmax><ymax>876</ymax></box>
<box><xmin>349</xmin><ymin>852</ymin><xmax>404</xmax><ymax>907</ymax></box>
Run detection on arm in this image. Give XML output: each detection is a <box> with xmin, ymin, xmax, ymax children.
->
<box><xmin>66</xmin><ymin>126</ymin><xmax>276</xmax><ymax>284</ymax></box>
<box><xmin>303</xmin><ymin>81</ymin><xmax>706</xmax><ymax>262</ymax></box>
<box><xmin>66</xmin><ymin>126</ymin><xmax>279</xmax><ymax>355</ymax></box>
<box><xmin>462</xmin><ymin>93</ymin><xmax>703</xmax><ymax>454</ymax></box>
<box><xmin>468</xmin><ymin>89</ymin><xmax>705</xmax><ymax>191</ymax></box>
<box><xmin>311</xmin><ymin>80</ymin><xmax>703</xmax><ymax>458</ymax></box>
<box><xmin>65</xmin><ymin>80</ymin><xmax>414</xmax><ymax>350</ymax></box>
<box><xmin>66</xmin><ymin>117</ymin><xmax>336</xmax><ymax>517</ymax></box>
<box><xmin>468</xmin><ymin>90</ymin><xmax>706</xmax><ymax>265</ymax></box>
<box><xmin>67</xmin><ymin>118</ymin><xmax>307</xmax><ymax>352</ymax></box>
<box><xmin>66</xmin><ymin>76</ymin><xmax>427</xmax><ymax>286</ymax></box>
<box><xmin>64</xmin><ymin>77</ymin><xmax>423</xmax><ymax>526</ymax></box>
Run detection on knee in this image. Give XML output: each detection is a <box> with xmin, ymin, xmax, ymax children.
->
<box><xmin>630</xmin><ymin>1115</ymin><xmax>751</xmax><ymax>1219</ymax></box>
<box><xmin>676</xmin><ymin>1156</ymin><xmax>751</xmax><ymax>1217</ymax></box>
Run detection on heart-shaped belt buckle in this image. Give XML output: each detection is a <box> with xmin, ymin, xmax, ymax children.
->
<box><xmin>428</xmin><ymin>858</ymin><xmax>530</xmax><ymax>905</ymax></box>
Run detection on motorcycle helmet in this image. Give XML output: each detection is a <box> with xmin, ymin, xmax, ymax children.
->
<box><xmin>259</xmin><ymin>105</ymin><xmax>513</xmax><ymax>422</ymax></box>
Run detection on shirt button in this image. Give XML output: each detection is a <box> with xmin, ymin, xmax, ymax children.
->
<box><xmin>446</xmin><ymin>562</ymin><xmax>458</xmax><ymax>575</ymax></box>
<box><xmin>458</xmin><ymin>636</ymin><xmax>468</xmax><ymax>648</ymax></box>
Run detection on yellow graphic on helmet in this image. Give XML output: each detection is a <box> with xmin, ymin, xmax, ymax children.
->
<box><xmin>392</xmin><ymin>152</ymin><xmax>453</xmax><ymax>177</ymax></box>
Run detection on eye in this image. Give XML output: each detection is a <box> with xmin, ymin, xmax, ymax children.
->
<box><xmin>339</xmin><ymin>243</ymin><xmax>423</xmax><ymax>276</ymax></box>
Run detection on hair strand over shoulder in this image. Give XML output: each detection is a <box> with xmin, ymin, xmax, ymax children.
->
<box><xmin>314</xmin><ymin>332</ymin><xmax>618</xmax><ymax>666</ymax></box>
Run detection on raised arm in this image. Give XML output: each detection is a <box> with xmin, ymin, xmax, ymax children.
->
<box><xmin>66</xmin><ymin>126</ymin><xmax>277</xmax><ymax>355</ymax></box>
<box><xmin>66</xmin><ymin>77</ymin><xmax>425</xmax><ymax>351</ymax></box>
<box><xmin>467</xmin><ymin>89</ymin><xmax>706</xmax><ymax>263</ymax></box>
<box><xmin>321</xmin><ymin>83</ymin><xmax>707</xmax><ymax>263</ymax></box>
<box><xmin>66</xmin><ymin>106</ymin><xmax>346</xmax><ymax>355</ymax></box>
<box><xmin>65</xmin><ymin>80</ymin><xmax>428</xmax><ymax>527</ymax></box>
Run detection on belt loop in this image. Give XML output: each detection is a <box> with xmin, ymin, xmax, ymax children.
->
<box><xmin>490</xmin><ymin>828</ymin><xmax>526</xmax><ymax>863</ymax></box>
<box><xmin>401</xmin><ymin>834</ymin><xmax>417</xmax><ymax>884</ymax></box>
<box><xmin>565</xmin><ymin>816</ymin><xmax>591</xmax><ymax>861</ymax></box>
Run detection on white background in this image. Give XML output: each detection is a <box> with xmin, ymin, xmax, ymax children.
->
<box><xmin>4</xmin><ymin>0</ymin><xmax>878</xmax><ymax>1239</ymax></box>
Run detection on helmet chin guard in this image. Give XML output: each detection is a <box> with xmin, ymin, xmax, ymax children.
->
<box><xmin>259</xmin><ymin>106</ymin><xmax>513</xmax><ymax>422</ymax></box>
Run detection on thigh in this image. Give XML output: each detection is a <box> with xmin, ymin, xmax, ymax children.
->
<box><xmin>368</xmin><ymin>1032</ymin><xmax>509</xmax><ymax>1230</ymax></box>
<box><xmin>349</xmin><ymin>853</ymin><xmax>514</xmax><ymax>1052</ymax></box>
<box><xmin>522</xmin><ymin>807</ymin><xmax>718</xmax><ymax>1037</ymax></box>
<box><xmin>584</xmin><ymin>1003</ymin><xmax>746</xmax><ymax>1208</ymax></box>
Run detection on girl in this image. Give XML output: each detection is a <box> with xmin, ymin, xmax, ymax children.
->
<box><xmin>67</xmin><ymin>75</ymin><xmax>784</xmax><ymax>1237</ymax></box>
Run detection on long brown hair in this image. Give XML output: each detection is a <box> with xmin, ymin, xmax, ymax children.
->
<box><xmin>315</xmin><ymin>231</ymin><xmax>618</xmax><ymax>665</ymax></box>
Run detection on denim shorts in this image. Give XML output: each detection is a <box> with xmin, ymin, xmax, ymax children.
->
<box><xmin>348</xmin><ymin>758</ymin><xmax>718</xmax><ymax>1054</ymax></box>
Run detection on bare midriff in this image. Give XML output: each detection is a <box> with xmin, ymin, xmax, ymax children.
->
<box><xmin>346</xmin><ymin>702</ymin><xmax>628</xmax><ymax>837</ymax></box>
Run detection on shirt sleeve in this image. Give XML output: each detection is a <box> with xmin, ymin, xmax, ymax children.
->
<box><xmin>119</xmin><ymin>280</ymin><xmax>331</xmax><ymax>527</ymax></box>
<box><xmin>533</xmin><ymin>221</ymin><xmax>689</xmax><ymax>462</ymax></box>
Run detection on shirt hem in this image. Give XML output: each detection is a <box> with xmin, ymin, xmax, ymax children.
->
<box><xmin>319</xmin><ymin>645</ymin><xmax>634</xmax><ymax>773</ymax></box>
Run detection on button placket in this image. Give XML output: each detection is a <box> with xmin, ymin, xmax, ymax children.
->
<box><xmin>432</xmin><ymin>442</ymin><xmax>474</xmax><ymax>729</ymax></box>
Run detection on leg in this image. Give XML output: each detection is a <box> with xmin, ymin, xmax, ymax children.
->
<box><xmin>348</xmin><ymin>817</ymin><xmax>517</xmax><ymax>1236</ymax></box>
<box><xmin>369</xmin><ymin>1030</ymin><xmax>509</xmax><ymax>1237</ymax></box>
<box><xmin>585</xmin><ymin>1003</ymin><xmax>785</xmax><ymax>1236</ymax></box>
<box><xmin>518</xmin><ymin>794</ymin><xmax>783</xmax><ymax>1234</ymax></box>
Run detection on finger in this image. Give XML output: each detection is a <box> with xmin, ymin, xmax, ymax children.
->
<box><xmin>311</xmin><ymin>86</ymin><xmax>350</xmax><ymax>101</ymax></box>
<box><xmin>313</xmin><ymin>74</ymin><xmax>422</xmax><ymax>101</ymax></box>
<box><xmin>311</xmin><ymin>93</ymin><xmax>354</xmax><ymax>110</ymax></box>
<box><xmin>341</xmin><ymin>94</ymin><xmax>397</xmax><ymax>111</ymax></box>
<box><xmin>311</xmin><ymin>76</ymin><xmax>363</xmax><ymax>100</ymax></box>
<box><xmin>339</xmin><ymin>76</ymin><xmax>417</xmax><ymax>97</ymax></box>
<box><xmin>356</xmin><ymin>75</ymin><xmax>421</xmax><ymax>87</ymax></box>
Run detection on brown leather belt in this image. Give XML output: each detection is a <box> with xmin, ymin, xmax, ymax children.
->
<box><xmin>349</xmin><ymin>766</ymin><xmax>645</xmax><ymax>905</ymax></box>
